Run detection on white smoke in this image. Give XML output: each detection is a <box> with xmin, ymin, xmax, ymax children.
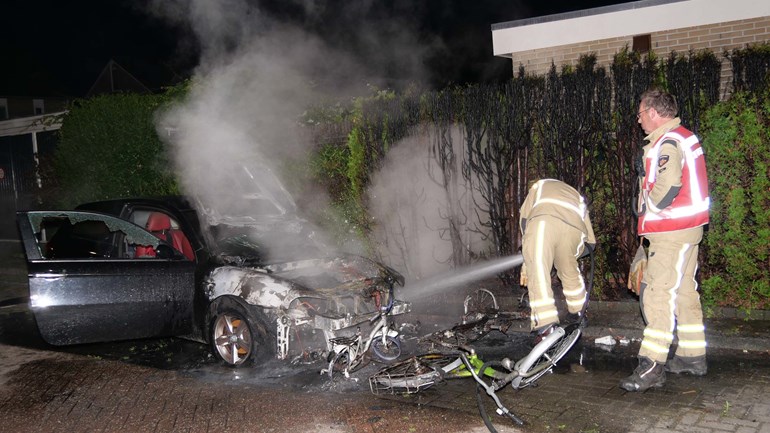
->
<box><xmin>368</xmin><ymin>125</ymin><xmax>492</xmax><ymax>279</ymax></box>
<box><xmin>144</xmin><ymin>0</ymin><xmax>485</xmax><ymax>269</ymax></box>
<box><xmin>146</xmin><ymin>1</ymin><xmax>396</xmax><ymax>243</ymax></box>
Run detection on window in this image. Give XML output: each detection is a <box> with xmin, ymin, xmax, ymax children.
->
<box><xmin>633</xmin><ymin>35</ymin><xmax>651</xmax><ymax>54</ymax></box>
<box><xmin>40</xmin><ymin>217</ymin><xmax>116</xmax><ymax>259</ymax></box>
<box><xmin>33</xmin><ymin>99</ymin><xmax>44</xmax><ymax>115</ymax></box>
<box><xmin>28</xmin><ymin>212</ymin><xmax>172</xmax><ymax>260</ymax></box>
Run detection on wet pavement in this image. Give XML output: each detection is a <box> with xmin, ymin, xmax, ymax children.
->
<box><xmin>2</xmin><ymin>241</ymin><xmax>770</xmax><ymax>433</ymax></box>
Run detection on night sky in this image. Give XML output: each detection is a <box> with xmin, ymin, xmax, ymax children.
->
<box><xmin>1</xmin><ymin>0</ymin><xmax>636</xmax><ymax>97</ymax></box>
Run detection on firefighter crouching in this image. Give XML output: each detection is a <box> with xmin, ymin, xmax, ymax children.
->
<box><xmin>620</xmin><ymin>88</ymin><xmax>710</xmax><ymax>392</ymax></box>
<box><xmin>519</xmin><ymin>179</ymin><xmax>596</xmax><ymax>343</ymax></box>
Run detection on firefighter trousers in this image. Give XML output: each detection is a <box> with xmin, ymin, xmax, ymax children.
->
<box><xmin>522</xmin><ymin>215</ymin><xmax>587</xmax><ymax>330</ymax></box>
<box><xmin>639</xmin><ymin>226</ymin><xmax>707</xmax><ymax>363</ymax></box>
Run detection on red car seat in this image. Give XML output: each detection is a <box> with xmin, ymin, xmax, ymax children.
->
<box><xmin>135</xmin><ymin>212</ymin><xmax>172</xmax><ymax>258</ymax></box>
<box><xmin>169</xmin><ymin>228</ymin><xmax>195</xmax><ymax>261</ymax></box>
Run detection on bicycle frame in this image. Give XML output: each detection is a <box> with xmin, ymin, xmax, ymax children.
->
<box><xmin>329</xmin><ymin>312</ymin><xmax>398</xmax><ymax>378</ymax></box>
<box><xmin>326</xmin><ymin>286</ymin><xmax>403</xmax><ymax>379</ymax></box>
<box><xmin>460</xmin><ymin>323</ymin><xmax>581</xmax><ymax>429</ymax></box>
<box><xmin>441</xmin><ymin>351</ymin><xmax>503</xmax><ymax>379</ymax></box>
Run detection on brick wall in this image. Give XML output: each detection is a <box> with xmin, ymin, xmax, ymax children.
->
<box><xmin>510</xmin><ymin>16</ymin><xmax>770</xmax><ymax>98</ymax></box>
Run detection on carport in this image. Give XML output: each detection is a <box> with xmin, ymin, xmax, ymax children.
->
<box><xmin>0</xmin><ymin>112</ymin><xmax>64</xmax><ymax>240</ymax></box>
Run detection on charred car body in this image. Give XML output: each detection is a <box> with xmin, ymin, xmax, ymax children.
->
<box><xmin>17</xmin><ymin>192</ymin><xmax>408</xmax><ymax>367</ymax></box>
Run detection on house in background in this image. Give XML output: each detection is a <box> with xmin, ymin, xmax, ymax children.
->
<box><xmin>0</xmin><ymin>60</ymin><xmax>150</xmax><ymax>240</ymax></box>
<box><xmin>0</xmin><ymin>95</ymin><xmax>68</xmax><ymax>121</ymax></box>
<box><xmin>0</xmin><ymin>105</ymin><xmax>66</xmax><ymax>240</ymax></box>
<box><xmin>86</xmin><ymin>60</ymin><xmax>151</xmax><ymax>98</ymax></box>
<box><xmin>491</xmin><ymin>0</ymin><xmax>770</xmax><ymax>97</ymax></box>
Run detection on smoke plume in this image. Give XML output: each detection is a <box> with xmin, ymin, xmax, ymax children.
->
<box><xmin>143</xmin><ymin>1</ymin><xmax>436</xmax><ymax>257</ymax></box>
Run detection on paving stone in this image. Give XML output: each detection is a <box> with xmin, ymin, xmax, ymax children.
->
<box><xmin>697</xmin><ymin>420</ymin><xmax>739</xmax><ymax>431</ymax></box>
<box><xmin>675</xmin><ymin>425</ymin><xmax>714</xmax><ymax>433</ymax></box>
<box><xmin>1</xmin><ymin>292</ymin><xmax>770</xmax><ymax>433</ymax></box>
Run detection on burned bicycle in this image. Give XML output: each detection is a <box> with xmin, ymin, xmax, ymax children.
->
<box><xmin>323</xmin><ymin>285</ymin><xmax>410</xmax><ymax>380</ymax></box>
<box><xmin>418</xmin><ymin>288</ymin><xmax>527</xmax><ymax>350</ymax></box>
<box><xmin>370</xmin><ymin>252</ymin><xmax>593</xmax><ymax>433</ymax></box>
<box><xmin>371</xmin><ymin>314</ymin><xmax>585</xmax><ymax>431</ymax></box>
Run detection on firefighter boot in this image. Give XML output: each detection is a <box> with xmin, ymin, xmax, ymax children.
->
<box><xmin>619</xmin><ymin>357</ymin><xmax>666</xmax><ymax>392</ymax></box>
<box><xmin>665</xmin><ymin>355</ymin><xmax>707</xmax><ymax>376</ymax></box>
<box><xmin>531</xmin><ymin>323</ymin><xmax>556</xmax><ymax>347</ymax></box>
<box><xmin>564</xmin><ymin>311</ymin><xmax>586</xmax><ymax>328</ymax></box>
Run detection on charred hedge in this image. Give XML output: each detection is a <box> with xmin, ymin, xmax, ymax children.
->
<box><xmin>310</xmin><ymin>44</ymin><xmax>770</xmax><ymax>310</ymax></box>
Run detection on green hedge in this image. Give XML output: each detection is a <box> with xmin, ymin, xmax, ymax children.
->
<box><xmin>54</xmin><ymin>88</ymin><xmax>185</xmax><ymax>207</ymax></box>
<box><xmin>700</xmin><ymin>91</ymin><xmax>770</xmax><ymax>312</ymax></box>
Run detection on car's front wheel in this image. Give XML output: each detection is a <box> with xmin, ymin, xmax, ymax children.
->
<box><xmin>210</xmin><ymin>297</ymin><xmax>272</xmax><ymax>367</ymax></box>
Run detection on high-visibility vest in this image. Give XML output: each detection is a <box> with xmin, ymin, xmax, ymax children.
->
<box><xmin>638</xmin><ymin>126</ymin><xmax>710</xmax><ymax>235</ymax></box>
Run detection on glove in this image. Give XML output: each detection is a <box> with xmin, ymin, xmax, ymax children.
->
<box><xmin>519</xmin><ymin>262</ymin><xmax>528</xmax><ymax>287</ymax></box>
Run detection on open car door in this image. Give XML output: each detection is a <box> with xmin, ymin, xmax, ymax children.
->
<box><xmin>17</xmin><ymin>211</ymin><xmax>196</xmax><ymax>345</ymax></box>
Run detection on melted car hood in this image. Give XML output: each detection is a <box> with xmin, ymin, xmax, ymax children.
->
<box><xmin>207</xmin><ymin>254</ymin><xmax>404</xmax><ymax>309</ymax></box>
<box><xmin>263</xmin><ymin>255</ymin><xmax>404</xmax><ymax>293</ymax></box>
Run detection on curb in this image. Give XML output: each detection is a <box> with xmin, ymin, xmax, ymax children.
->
<box><xmin>499</xmin><ymin>300</ymin><xmax>770</xmax><ymax>354</ymax></box>
<box><xmin>580</xmin><ymin>325</ymin><xmax>770</xmax><ymax>353</ymax></box>
<box><xmin>590</xmin><ymin>300</ymin><xmax>770</xmax><ymax>321</ymax></box>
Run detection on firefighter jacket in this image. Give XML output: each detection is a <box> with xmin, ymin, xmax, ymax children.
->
<box><xmin>637</xmin><ymin>118</ymin><xmax>710</xmax><ymax>235</ymax></box>
<box><xmin>519</xmin><ymin>179</ymin><xmax>596</xmax><ymax>249</ymax></box>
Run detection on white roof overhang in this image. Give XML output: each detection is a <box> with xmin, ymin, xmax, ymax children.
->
<box><xmin>0</xmin><ymin>111</ymin><xmax>66</xmax><ymax>138</ymax></box>
<box><xmin>492</xmin><ymin>0</ymin><xmax>770</xmax><ymax>58</ymax></box>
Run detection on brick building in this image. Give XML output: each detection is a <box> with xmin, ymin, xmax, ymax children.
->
<box><xmin>491</xmin><ymin>0</ymin><xmax>770</xmax><ymax>96</ymax></box>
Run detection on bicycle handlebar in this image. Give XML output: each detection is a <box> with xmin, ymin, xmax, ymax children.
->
<box><xmin>460</xmin><ymin>353</ymin><xmax>526</xmax><ymax>427</ymax></box>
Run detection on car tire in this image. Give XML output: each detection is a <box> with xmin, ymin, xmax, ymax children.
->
<box><xmin>209</xmin><ymin>297</ymin><xmax>273</xmax><ymax>367</ymax></box>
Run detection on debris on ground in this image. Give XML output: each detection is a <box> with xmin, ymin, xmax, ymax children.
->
<box><xmin>594</xmin><ymin>335</ymin><xmax>616</xmax><ymax>351</ymax></box>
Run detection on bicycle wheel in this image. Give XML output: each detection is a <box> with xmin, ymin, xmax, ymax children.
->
<box><xmin>371</xmin><ymin>335</ymin><xmax>402</xmax><ymax>361</ymax></box>
<box><xmin>368</xmin><ymin>354</ymin><xmax>447</xmax><ymax>393</ymax></box>
<box><xmin>512</xmin><ymin>324</ymin><xmax>581</xmax><ymax>388</ymax></box>
<box><xmin>327</xmin><ymin>350</ymin><xmax>351</xmax><ymax>380</ymax></box>
<box><xmin>463</xmin><ymin>289</ymin><xmax>499</xmax><ymax>323</ymax></box>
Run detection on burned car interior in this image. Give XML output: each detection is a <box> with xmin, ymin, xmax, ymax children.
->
<box><xmin>128</xmin><ymin>209</ymin><xmax>196</xmax><ymax>261</ymax></box>
<box><xmin>30</xmin><ymin>212</ymin><xmax>179</xmax><ymax>260</ymax></box>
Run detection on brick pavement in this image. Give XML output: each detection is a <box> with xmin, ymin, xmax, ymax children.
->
<box><xmin>378</xmin><ymin>343</ymin><xmax>770</xmax><ymax>433</ymax></box>
<box><xmin>1</xmin><ymin>336</ymin><xmax>769</xmax><ymax>433</ymax></box>
<box><xmin>3</xmin><ymin>240</ymin><xmax>770</xmax><ymax>433</ymax></box>
<box><xmin>0</xmin><ymin>345</ymin><xmax>503</xmax><ymax>433</ymax></box>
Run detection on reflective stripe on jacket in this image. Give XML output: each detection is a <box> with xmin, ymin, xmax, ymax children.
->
<box><xmin>520</xmin><ymin>179</ymin><xmax>596</xmax><ymax>247</ymax></box>
<box><xmin>638</xmin><ymin>126</ymin><xmax>710</xmax><ymax>235</ymax></box>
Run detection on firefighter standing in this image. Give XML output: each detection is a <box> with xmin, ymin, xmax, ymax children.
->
<box><xmin>620</xmin><ymin>88</ymin><xmax>710</xmax><ymax>392</ymax></box>
<box><xmin>519</xmin><ymin>179</ymin><xmax>596</xmax><ymax>338</ymax></box>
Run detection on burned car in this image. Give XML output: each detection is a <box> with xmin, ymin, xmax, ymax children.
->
<box><xmin>17</xmin><ymin>195</ymin><xmax>408</xmax><ymax>367</ymax></box>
